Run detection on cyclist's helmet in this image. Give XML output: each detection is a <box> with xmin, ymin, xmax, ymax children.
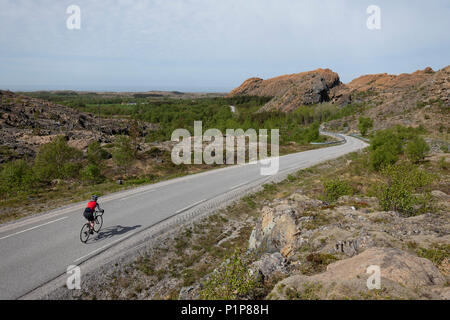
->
<box><xmin>91</xmin><ymin>195</ymin><xmax>99</xmax><ymax>202</ymax></box>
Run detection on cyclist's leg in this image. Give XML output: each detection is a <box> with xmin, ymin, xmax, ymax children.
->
<box><xmin>84</xmin><ymin>208</ymin><xmax>95</xmax><ymax>233</ymax></box>
<box><xmin>89</xmin><ymin>214</ymin><xmax>95</xmax><ymax>232</ymax></box>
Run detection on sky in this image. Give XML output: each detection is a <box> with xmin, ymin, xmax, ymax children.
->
<box><xmin>0</xmin><ymin>0</ymin><xmax>449</xmax><ymax>92</ymax></box>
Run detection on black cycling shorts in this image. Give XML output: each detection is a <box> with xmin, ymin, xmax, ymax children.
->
<box><xmin>83</xmin><ymin>208</ymin><xmax>95</xmax><ymax>222</ymax></box>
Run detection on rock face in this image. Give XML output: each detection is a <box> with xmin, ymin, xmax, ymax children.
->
<box><xmin>250</xmin><ymin>252</ymin><xmax>287</xmax><ymax>281</ymax></box>
<box><xmin>247</xmin><ymin>192</ymin><xmax>449</xmax><ymax>299</ymax></box>
<box><xmin>228</xmin><ymin>69</ymin><xmax>343</xmax><ymax>112</ymax></box>
<box><xmin>338</xmin><ymin>66</ymin><xmax>450</xmax><ymax>134</ymax></box>
<box><xmin>0</xmin><ymin>90</ymin><xmax>153</xmax><ymax>162</ymax></box>
<box><xmin>248</xmin><ymin>193</ymin><xmax>323</xmax><ymax>257</ymax></box>
<box><xmin>229</xmin><ymin>66</ymin><xmax>450</xmax><ymax>135</ymax></box>
<box><xmin>269</xmin><ymin>248</ymin><xmax>448</xmax><ymax>300</ymax></box>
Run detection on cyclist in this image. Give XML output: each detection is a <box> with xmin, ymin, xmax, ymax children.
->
<box><xmin>83</xmin><ymin>195</ymin><xmax>104</xmax><ymax>234</ymax></box>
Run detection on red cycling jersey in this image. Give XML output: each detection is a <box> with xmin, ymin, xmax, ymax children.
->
<box><xmin>86</xmin><ymin>201</ymin><xmax>97</xmax><ymax>211</ymax></box>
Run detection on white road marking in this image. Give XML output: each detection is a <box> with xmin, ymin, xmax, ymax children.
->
<box><xmin>119</xmin><ymin>189</ymin><xmax>156</xmax><ymax>201</ymax></box>
<box><xmin>0</xmin><ymin>205</ymin><xmax>85</xmax><ymax>234</ymax></box>
<box><xmin>0</xmin><ymin>188</ymin><xmax>161</xmax><ymax>235</ymax></box>
<box><xmin>175</xmin><ymin>199</ymin><xmax>207</xmax><ymax>214</ymax></box>
<box><xmin>229</xmin><ymin>182</ymin><xmax>248</xmax><ymax>191</ymax></box>
<box><xmin>74</xmin><ymin>231</ymin><xmax>140</xmax><ymax>263</ymax></box>
<box><xmin>0</xmin><ymin>216</ymin><xmax>68</xmax><ymax>241</ymax></box>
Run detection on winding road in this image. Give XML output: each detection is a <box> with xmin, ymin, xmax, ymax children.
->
<box><xmin>0</xmin><ymin>134</ymin><xmax>368</xmax><ymax>299</ymax></box>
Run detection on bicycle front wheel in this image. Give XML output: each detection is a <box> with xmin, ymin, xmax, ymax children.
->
<box><xmin>94</xmin><ymin>215</ymin><xmax>103</xmax><ymax>233</ymax></box>
<box><xmin>80</xmin><ymin>223</ymin><xmax>90</xmax><ymax>243</ymax></box>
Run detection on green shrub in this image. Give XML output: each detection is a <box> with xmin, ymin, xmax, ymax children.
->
<box><xmin>81</xmin><ymin>164</ymin><xmax>104</xmax><ymax>183</ymax></box>
<box><xmin>262</xmin><ymin>183</ymin><xmax>278</xmax><ymax>193</ymax></box>
<box><xmin>369</xmin><ymin>144</ymin><xmax>399</xmax><ymax>171</ymax></box>
<box><xmin>439</xmin><ymin>156</ymin><xmax>448</xmax><ymax>170</ymax></box>
<box><xmin>145</xmin><ymin>147</ymin><xmax>164</xmax><ymax>158</ymax></box>
<box><xmin>200</xmin><ymin>250</ymin><xmax>260</xmax><ymax>300</ymax></box>
<box><xmin>33</xmin><ymin>136</ymin><xmax>83</xmax><ymax>181</ymax></box>
<box><xmin>305</xmin><ymin>122</ymin><xmax>321</xmax><ymax>142</ymax></box>
<box><xmin>145</xmin><ymin>130</ymin><xmax>169</xmax><ymax>143</ymax></box>
<box><xmin>368</xmin><ymin>126</ymin><xmax>431</xmax><ymax>171</ymax></box>
<box><xmin>440</xmin><ymin>145</ymin><xmax>448</xmax><ymax>153</ymax></box>
<box><xmin>87</xmin><ymin>141</ymin><xmax>109</xmax><ymax>165</ymax></box>
<box><xmin>0</xmin><ymin>145</ymin><xmax>18</xmax><ymax>157</ymax></box>
<box><xmin>369</xmin><ymin>127</ymin><xmax>407</xmax><ymax>171</ymax></box>
<box><xmin>377</xmin><ymin>183</ymin><xmax>416</xmax><ymax>215</ymax></box>
<box><xmin>406</xmin><ymin>137</ymin><xmax>429</xmax><ymax>163</ymax></box>
<box><xmin>358</xmin><ymin>117</ymin><xmax>373</xmax><ymax>136</ymax></box>
<box><xmin>323</xmin><ymin>179</ymin><xmax>353</xmax><ymax>202</ymax></box>
<box><xmin>376</xmin><ymin>163</ymin><xmax>434</xmax><ymax>216</ymax></box>
<box><xmin>112</xmin><ymin>135</ymin><xmax>134</xmax><ymax>169</ymax></box>
<box><xmin>0</xmin><ymin>160</ymin><xmax>36</xmax><ymax>196</ymax></box>
<box><xmin>415</xmin><ymin>244</ymin><xmax>450</xmax><ymax>266</ymax></box>
<box><xmin>394</xmin><ymin>125</ymin><xmax>426</xmax><ymax>140</ymax></box>
<box><xmin>300</xmin><ymin>253</ymin><xmax>339</xmax><ymax>275</ymax></box>
<box><xmin>370</xmin><ymin>129</ymin><xmax>402</xmax><ymax>152</ymax></box>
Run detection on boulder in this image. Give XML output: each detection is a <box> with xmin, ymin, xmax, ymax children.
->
<box><xmin>248</xmin><ymin>206</ymin><xmax>298</xmax><ymax>256</ymax></box>
<box><xmin>178</xmin><ymin>284</ymin><xmax>200</xmax><ymax>300</ymax></box>
<box><xmin>431</xmin><ymin>190</ymin><xmax>449</xmax><ymax>201</ymax></box>
<box><xmin>228</xmin><ymin>69</ymin><xmax>342</xmax><ymax>112</ymax></box>
<box><xmin>250</xmin><ymin>252</ymin><xmax>287</xmax><ymax>280</ymax></box>
<box><xmin>269</xmin><ymin>247</ymin><xmax>447</xmax><ymax>300</ymax></box>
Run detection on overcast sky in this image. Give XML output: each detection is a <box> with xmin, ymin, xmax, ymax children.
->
<box><xmin>0</xmin><ymin>0</ymin><xmax>449</xmax><ymax>92</ymax></box>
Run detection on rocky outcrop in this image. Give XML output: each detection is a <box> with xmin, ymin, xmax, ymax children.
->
<box><xmin>248</xmin><ymin>193</ymin><xmax>323</xmax><ymax>257</ymax></box>
<box><xmin>229</xmin><ymin>66</ymin><xmax>450</xmax><ymax>135</ymax></box>
<box><xmin>326</xmin><ymin>66</ymin><xmax>450</xmax><ymax>134</ymax></box>
<box><xmin>0</xmin><ymin>90</ymin><xmax>154</xmax><ymax>162</ymax></box>
<box><xmin>247</xmin><ymin>192</ymin><xmax>450</xmax><ymax>299</ymax></box>
<box><xmin>269</xmin><ymin>248</ymin><xmax>448</xmax><ymax>300</ymax></box>
<box><xmin>228</xmin><ymin>69</ymin><xmax>343</xmax><ymax>112</ymax></box>
<box><xmin>250</xmin><ymin>252</ymin><xmax>287</xmax><ymax>281</ymax></box>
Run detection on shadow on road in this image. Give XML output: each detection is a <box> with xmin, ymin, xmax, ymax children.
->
<box><xmin>91</xmin><ymin>224</ymin><xmax>142</xmax><ymax>243</ymax></box>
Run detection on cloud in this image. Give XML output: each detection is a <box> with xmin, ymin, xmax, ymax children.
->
<box><xmin>0</xmin><ymin>0</ymin><xmax>449</xmax><ymax>90</ymax></box>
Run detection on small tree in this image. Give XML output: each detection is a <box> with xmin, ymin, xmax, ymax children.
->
<box><xmin>406</xmin><ymin>136</ymin><xmax>430</xmax><ymax>163</ymax></box>
<box><xmin>87</xmin><ymin>141</ymin><xmax>109</xmax><ymax>166</ymax></box>
<box><xmin>369</xmin><ymin>144</ymin><xmax>399</xmax><ymax>171</ymax></box>
<box><xmin>306</xmin><ymin>122</ymin><xmax>320</xmax><ymax>142</ymax></box>
<box><xmin>377</xmin><ymin>163</ymin><xmax>434</xmax><ymax>215</ymax></box>
<box><xmin>369</xmin><ymin>129</ymin><xmax>402</xmax><ymax>171</ymax></box>
<box><xmin>323</xmin><ymin>179</ymin><xmax>353</xmax><ymax>202</ymax></box>
<box><xmin>200</xmin><ymin>250</ymin><xmax>260</xmax><ymax>300</ymax></box>
<box><xmin>129</xmin><ymin>119</ymin><xmax>141</xmax><ymax>158</ymax></box>
<box><xmin>0</xmin><ymin>160</ymin><xmax>36</xmax><ymax>196</ymax></box>
<box><xmin>112</xmin><ymin>135</ymin><xmax>134</xmax><ymax>173</ymax></box>
<box><xmin>81</xmin><ymin>164</ymin><xmax>104</xmax><ymax>183</ymax></box>
<box><xmin>358</xmin><ymin>117</ymin><xmax>373</xmax><ymax>136</ymax></box>
<box><xmin>33</xmin><ymin>136</ymin><xmax>82</xmax><ymax>181</ymax></box>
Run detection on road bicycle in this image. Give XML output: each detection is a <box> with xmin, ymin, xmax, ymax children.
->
<box><xmin>80</xmin><ymin>209</ymin><xmax>104</xmax><ymax>243</ymax></box>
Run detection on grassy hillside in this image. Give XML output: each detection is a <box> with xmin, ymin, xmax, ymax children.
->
<box><xmin>0</xmin><ymin>93</ymin><xmax>331</xmax><ymax>223</ymax></box>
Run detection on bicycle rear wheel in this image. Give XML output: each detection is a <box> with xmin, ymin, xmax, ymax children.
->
<box><xmin>80</xmin><ymin>223</ymin><xmax>90</xmax><ymax>243</ymax></box>
<box><xmin>94</xmin><ymin>215</ymin><xmax>103</xmax><ymax>233</ymax></box>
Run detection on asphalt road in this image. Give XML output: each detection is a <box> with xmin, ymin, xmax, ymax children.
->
<box><xmin>0</xmin><ymin>134</ymin><xmax>367</xmax><ymax>299</ymax></box>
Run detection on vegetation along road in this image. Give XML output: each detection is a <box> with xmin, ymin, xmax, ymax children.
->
<box><xmin>0</xmin><ymin>134</ymin><xmax>367</xmax><ymax>299</ymax></box>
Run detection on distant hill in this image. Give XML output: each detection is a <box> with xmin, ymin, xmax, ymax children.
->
<box><xmin>228</xmin><ymin>68</ymin><xmax>343</xmax><ymax>112</ymax></box>
<box><xmin>228</xmin><ymin>66</ymin><xmax>449</xmax><ymax>135</ymax></box>
<box><xmin>23</xmin><ymin>90</ymin><xmax>225</xmax><ymax>100</ymax></box>
<box><xmin>0</xmin><ymin>90</ymin><xmax>149</xmax><ymax>163</ymax></box>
